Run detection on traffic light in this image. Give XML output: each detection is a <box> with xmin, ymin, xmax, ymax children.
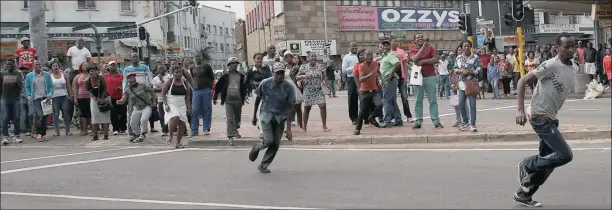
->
<box><xmin>458</xmin><ymin>13</ymin><xmax>471</xmax><ymax>35</ymax></box>
<box><xmin>138</xmin><ymin>26</ymin><xmax>147</xmax><ymax>41</ymax></box>
<box><xmin>504</xmin><ymin>13</ymin><xmax>514</xmax><ymax>27</ymax></box>
<box><xmin>511</xmin><ymin>0</ymin><xmax>524</xmax><ymax>21</ymax></box>
<box><xmin>187</xmin><ymin>0</ymin><xmax>196</xmax><ymax>7</ymax></box>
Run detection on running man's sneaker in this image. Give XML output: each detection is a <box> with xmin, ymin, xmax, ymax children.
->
<box><xmin>513</xmin><ymin>191</ymin><xmax>542</xmax><ymax>208</ymax></box>
<box><xmin>13</xmin><ymin>136</ymin><xmax>23</xmax><ymax>143</ymax></box>
<box><xmin>2</xmin><ymin>137</ymin><xmax>9</xmax><ymax>145</ymax></box>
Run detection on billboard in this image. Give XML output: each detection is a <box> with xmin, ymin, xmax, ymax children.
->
<box><xmin>284</xmin><ymin>40</ymin><xmax>337</xmax><ymax>57</ymax></box>
<box><xmin>337</xmin><ymin>6</ymin><xmax>379</xmax><ymax>31</ymax></box>
<box><xmin>377</xmin><ymin>8</ymin><xmax>461</xmax><ymax>30</ymax></box>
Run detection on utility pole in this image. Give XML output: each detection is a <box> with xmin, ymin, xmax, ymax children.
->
<box><xmin>323</xmin><ymin>0</ymin><xmax>329</xmax><ymax>63</ymax></box>
<box><xmin>28</xmin><ymin>0</ymin><xmax>48</xmax><ymax>64</ymax></box>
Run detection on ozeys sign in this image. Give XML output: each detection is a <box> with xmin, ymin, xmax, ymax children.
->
<box><xmin>378</xmin><ymin>8</ymin><xmax>461</xmax><ymax>31</ymax></box>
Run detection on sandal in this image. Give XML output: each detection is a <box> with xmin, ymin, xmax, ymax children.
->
<box><xmin>323</xmin><ymin>128</ymin><xmax>332</xmax><ymax>132</ymax></box>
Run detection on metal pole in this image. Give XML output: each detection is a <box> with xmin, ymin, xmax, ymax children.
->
<box><xmin>137</xmin><ymin>6</ymin><xmax>193</xmax><ymax>26</ymax></box>
<box><xmin>146</xmin><ymin>32</ymin><xmax>151</xmax><ymax>66</ymax></box>
<box><xmin>323</xmin><ymin>0</ymin><xmax>329</xmax><ymax>62</ymax></box>
<box><xmin>497</xmin><ymin>0</ymin><xmax>502</xmax><ymax>36</ymax></box>
<box><xmin>91</xmin><ymin>24</ymin><xmax>102</xmax><ymax>65</ymax></box>
<box><xmin>478</xmin><ymin>0</ymin><xmax>483</xmax><ymax>17</ymax></box>
<box><xmin>28</xmin><ymin>0</ymin><xmax>48</xmax><ymax>65</ymax></box>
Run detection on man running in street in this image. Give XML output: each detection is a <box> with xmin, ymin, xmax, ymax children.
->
<box><xmin>248</xmin><ymin>67</ymin><xmax>295</xmax><ymax>174</ymax></box>
<box><xmin>514</xmin><ymin>32</ymin><xmax>577</xmax><ymax>208</ymax></box>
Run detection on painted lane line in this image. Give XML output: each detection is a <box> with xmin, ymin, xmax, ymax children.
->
<box><xmin>426</xmin><ymin>99</ymin><xmax>583</xmax><ymax>119</ymax></box>
<box><xmin>186</xmin><ymin>147</ymin><xmax>611</xmax><ymax>152</ymax></box>
<box><xmin>0</xmin><ymin>149</ymin><xmax>182</xmax><ymax>175</ymax></box>
<box><xmin>1</xmin><ymin>147</ymin><xmax>136</xmax><ymax>164</ymax></box>
<box><xmin>0</xmin><ymin>192</ymin><xmax>318</xmax><ymax>209</ymax></box>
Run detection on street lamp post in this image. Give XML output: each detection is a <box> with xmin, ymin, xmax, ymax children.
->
<box><xmin>322</xmin><ymin>0</ymin><xmax>329</xmax><ymax>63</ymax></box>
<box><xmin>225</xmin><ymin>5</ymin><xmax>232</xmax><ymax>60</ymax></box>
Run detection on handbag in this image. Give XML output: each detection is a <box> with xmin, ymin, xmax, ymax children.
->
<box><xmin>409</xmin><ymin>65</ymin><xmax>423</xmax><ymax>86</ymax></box>
<box><xmin>129</xmin><ymin>87</ymin><xmax>160</xmax><ymax>121</ymax></box>
<box><xmin>463</xmin><ymin>79</ymin><xmax>480</xmax><ymax>96</ymax></box>
<box><xmin>321</xmin><ymin>81</ymin><xmax>330</xmax><ymax>95</ymax></box>
<box><xmin>95</xmin><ymin>79</ymin><xmax>112</xmax><ymax>113</ymax></box>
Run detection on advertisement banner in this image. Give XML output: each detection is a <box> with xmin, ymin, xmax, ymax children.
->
<box><xmin>538</xmin><ymin>24</ymin><xmax>578</xmax><ymax>34</ymax></box>
<box><xmin>0</xmin><ymin>41</ymin><xmax>18</xmax><ymax>57</ymax></box>
<box><xmin>337</xmin><ymin>6</ymin><xmax>379</xmax><ymax>31</ymax></box>
<box><xmin>378</xmin><ymin>31</ymin><xmax>407</xmax><ymax>40</ymax></box>
<box><xmin>285</xmin><ymin>40</ymin><xmax>338</xmax><ymax>57</ymax></box>
<box><xmin>377</xmin><ymin>8</ymin><xmax>461</xmax><ymax>31</ymax></box>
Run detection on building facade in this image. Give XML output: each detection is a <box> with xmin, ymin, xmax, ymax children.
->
<box><xmin>200</xmin><ymin>5</ymin><xmax>237</xmax><ymax>70</ymax></box>
<box><xmin>0</xmin><ymin>0</ymin><xmax>170</xmax><ymax>64</ymax></box>
<box><xmin>235</xmin><ymin>19</ymin><xmax>248</xmax><ymax>66</ymax></box>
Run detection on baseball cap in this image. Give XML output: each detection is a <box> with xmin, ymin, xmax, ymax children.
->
<box><xmin>20</xmin><ymin>37</ymin><xmax>30</xmax><ymax>43</ymax></box>
<box><xmin>227</xmin><ymin>57</ymin><xmax>239</xmax><ymax>66</ymax></box>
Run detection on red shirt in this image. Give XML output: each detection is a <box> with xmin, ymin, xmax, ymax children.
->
<box><xmin>395</xmin><ymin>48</ymin><xmax>408</xmax><ymax>78</ymax></box>
<box><xmin>104</xmin><ymin>72</ymin><xmax>124</xmax><ymax>99</ymax></box>
<box><xmin>408</xmin><ymin>45</ymin><xmax>437</xmax><ymax>77</ymax></box>
<box><xmin>479</xmin><ymin>54</ymin><xmax>490</xmax><ymax>68</ymax></box>
<box><xmin>14</xmin><ymin>47</ymin><xmax>38</xmax><ymax>69</ymax></box>
<box><xmin>357</xmin><ymin>62</ymin><xmax>379</xmax><ymax>91</ymax></box>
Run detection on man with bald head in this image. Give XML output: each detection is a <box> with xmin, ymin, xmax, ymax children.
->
<box><xmin>342</xmin><ymin>42</ymin><xmax>359</xmax><ymax>124</ymax></box>
<box><xmin>263</xmin><ymin>45</ymin><xmax>277</xmax><ymax>70</ymax></box>
<box><xmin>66</xmin><ymin>38</ymin><xmax>92</xmax><ymax>71</ymax></box>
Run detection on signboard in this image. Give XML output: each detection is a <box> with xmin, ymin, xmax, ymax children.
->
<box><xmin>284</xmin><ymin>40</ymin><xmax>337</xmax><ymax>57</ymax></box>
<box><xmin>538</xmin><ymin>24</ymin><xmax>578</xmax><ymax>34</ymax></box>
<box><xmin>377</xmin><ymin>8</ymin><xmax>461</xmax><ymax>30</ymax></box>
<box><xmin>0</xmin><ymin>41</ymin><xmax>18</xmax><ymax>57</ymax></box>
<box><xmin>337</xmin><ymin>6</ymin><xmax>379</xmax><ymax>31</ymax></box>
<box><xmin>273</xmin><ymin>25</ymin><xmax>286</xmax><ymax>41</ymax></box>
<box><xmin>595</xmin><ymin>4</ymin><xmax>611</xmax><ymax>20</ymax></box>
<box><xmin>499</xmin><ymin>35</ymin><xmax>525</xmax><ymax>46</ymax></box>
<box><xmin>477</xmin><ymin>34</ymin><xmax>485</xmax><ymax>49</ymax></box>
<box><xmin>476</xmin><ymin>19</ymin><xmax>495</xmax><ymax>31</ymax></box>
<box><xmin>91</xmin><ymin>57</ymin><xmax>125</xmax><ymax>63</ymax></box>
<box><xmin>378</xmin><ymin>31</ymin><xmax>406</xmax><ymax>40</ymax></box>
<box><xmin>0</xmin><ymin>33</ymin><xmax>137</xmax><ymax>39</ymax></box>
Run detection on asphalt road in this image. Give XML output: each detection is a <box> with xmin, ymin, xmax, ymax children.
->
<box><xmin>1</xmin><ymin>140</ymin><xmax>610</xmax><ymax>209</ymax></box>
<box><xmin>214</xmin><ymin>92</ymin><xmax>611</xmax><ymax>126</ymax></box>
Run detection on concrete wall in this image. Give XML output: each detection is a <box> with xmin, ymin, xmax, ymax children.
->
<box><xmin>244</xmin><ymin>0</ymin><xmax>287</xmax><ymax>65</ymax></box>
<box><xmin>235</xmin><ymin>20</ymin><xmax>248</xmax><ymax>65</ymax></box>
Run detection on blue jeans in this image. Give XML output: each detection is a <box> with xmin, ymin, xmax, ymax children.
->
<box><xmin>438</xmin><ymin>75</ymin><xmax>451</xmax><ymax>97</ymax></box>
<box><xmin>489</xmin><ymin>79</ymin><xmax>500</xmax><ymax>98</ymax></box>
<box><xmin>191</xmin><ymin>88</ymin><xmax>212</xmax><ymax>134</ymax></box>
<box><xmin>21</xmin><ymin>103</ymin><xmax>31</xmax><ymax>133</ymax></box>
<box><xmin>521</xmin><ymin>118</ymin><xmax>573</xmax><ymax>196</ymax></box>
<box><xmin>51</xmin><ymin>96</ymin><xmax>71</xmax><ymax>134</ymax></box>
<box><xmin>382</xmin><ymin>77</ymin><xmax>402</xmax><ymax>124</ymax></box>
<box><xmin>1</xmin><ymin>100</ymin><xmax>21</xmax><ymax>137</ymax></box>
<box><xmin>458</xmin><ymin>90</ymin><xmax>477</xmax><ymax>126</ymax></box>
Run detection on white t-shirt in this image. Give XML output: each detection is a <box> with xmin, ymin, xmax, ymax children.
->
<box><xmin>66</xmin><ymin>46</ymin><xmax>92</xmax><ymax>70</ymax></box>
<box><xmin>151</xmin><ymin>74</ymin><xmax>170</xmax><ymax>102</ymax></box>
<box><xmin>437</xmin><ymin>60</ymin><xmax>450</xmax><ymax>75</ymax></box>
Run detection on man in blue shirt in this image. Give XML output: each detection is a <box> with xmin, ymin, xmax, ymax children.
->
<box><xmin>248</xmin><ymin>66</ymin><xmax>295</xmax><ymax>174</ymax></box>
<box><xmin>342</xmin><ymin>42</ymin><xmax>359</xmax><ymax>124</ymax></box>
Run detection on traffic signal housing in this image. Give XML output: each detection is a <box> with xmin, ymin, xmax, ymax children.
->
<box><xmin>188</xmin><ymin>0</ymin><xmax>197</xmax><ymax>7</ymax></box>
<box><xmin>511</xmin><ymin>0</ymin><xmax>524</xmax><ymax>21</ymax></box>
<box><xmin>138</xmin><ymin>26</ymin><xmax>147</xmax><ymax>41</ymax></box>
<box><xmin>504</xmin><ymin>13</ymin><xmax>514</xmax><ymax>27</ymax></box>
<box><xmin>458</xmin><ymin>13</ymin><xmax>471</xmax><ymax>35</ymax></box>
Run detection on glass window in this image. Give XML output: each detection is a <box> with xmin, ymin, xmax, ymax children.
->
<box><xmin>343</xmin><ymin>0</ymin><xmax>350</xmax><ymax>5</ymax></box>
<box><xmin>214</xmin><ymin>26</ymin><xmax>217</xmax><ymax>34</ymax></box>
<box><xmin>120</xmin><ymin>0</ymin><xmax>132</xmax><ymax>11</ymax></box>
<box><xmin>77</xmin><ymin>0</ymin><xmax>96</xmax><ymax>9</ymax></box>
<box><xmin>369</xmin><ymin>0</ymin><xmax>376</xmax><ymax>6</ymax></box>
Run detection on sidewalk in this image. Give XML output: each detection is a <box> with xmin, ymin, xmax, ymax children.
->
<box><xmin>4</xmin><ymin>120</ymin><xmax>608</xmax><ymax>147</ymax></box>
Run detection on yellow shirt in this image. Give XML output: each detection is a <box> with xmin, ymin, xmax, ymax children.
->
<box><xmin>513</xmin><ymin>57</ymin><xmax>522</xmax><ymax>73</ymax></box>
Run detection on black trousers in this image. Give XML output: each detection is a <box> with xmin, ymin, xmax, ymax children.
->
<box><xmin>355</xmin><ymin>90</ymin><xmax>383</xmax><ymax>130</ymax></box>
<box><xmin>346</xmin><ymin>78</ymin><xmax>359</xmax><ymax>122</ymax></box>
<box><xmin>501</xmin><ymin>78</ymin><xmax>512</xmax><ymax>95</ymax></box>
<box><xmin>110</xmin><ymin>99</ymin><xmax>127</xmax><ymax>132</ymax></box>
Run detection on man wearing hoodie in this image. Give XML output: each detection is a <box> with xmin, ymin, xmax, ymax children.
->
<box><xmin>24</xmin><ymin>63</ymin><xmax>55</xmax><ymax>141</ymax></box>
<box><xmin>1</xmin><ymin>60</ymin><xmax>25</xmax><ymax>145</ymax></box>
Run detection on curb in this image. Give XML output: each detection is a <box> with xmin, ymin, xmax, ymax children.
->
<box><xmin>182</xmin><ymin>129</ymin><xmax>611</xmax><ymax>147</ymax></box>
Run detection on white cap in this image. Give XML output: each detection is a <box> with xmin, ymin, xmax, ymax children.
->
<box><xmin>108</xmin><ymin>61</ymin><xmax>117</xmax><ymax>65</ymax></box>
<box><xmin>227</xmin><ymin>57</ymin><xmax>239</xmax><ymax>66</ymax></box>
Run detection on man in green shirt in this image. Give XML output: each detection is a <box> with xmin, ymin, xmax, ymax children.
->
<box><xmin>379</xmin><ymin>40</ymin><xmax>403</xmax><ymax>127</ymax></box>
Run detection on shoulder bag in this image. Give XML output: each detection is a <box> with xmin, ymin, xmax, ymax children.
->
<box><xmin>129</xmin><ymin>86</ymin><xmax>160</xmax><ymax>121</ymax></box>
<box><xmin>96</xmin><ymin>79</ymin><xmax>112</xmax><ymax>112</ymax></box>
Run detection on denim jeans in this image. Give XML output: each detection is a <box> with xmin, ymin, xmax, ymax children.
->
<box><xmin>521</xmin><ymin>118</ymin><xmax>573</xmax><ymax>196</ymax></box>
<box><xmin>382</xmin><ymin>77</ymin><xmax>402</xmax><ymax>124</ymax></box>
<box><xmin>458</xmin><ymin>90</ymin><xmax>477</xmax><ymax>126</ymax></box>
<box><xmin>1</xmin><ymin>100</ymin><xmax>21</xmax><ymax>137</ymax></box>
<box><xmin>327</xmin><ymin>79</ymin><xmax>336</xmax><ymax>96</ymax></box>
<box><xmin>257</xmin><ymin>118</ymin><xmax>285</xmax><ymax>169</ymax></box>
<box><xmin>489</xmin><ymin>79</ymin><xmax>500</xmax><ymax>98</ymax></box>
<box><xmin>191</xmin><ymin>88</ymin><xmax>212</xmax><ymax>134</ymax></box>
<box><xmin>51</xmin><ymin>96</ymin><xmax>71</xmax><ymax>134</ymax></box>
<box><xmin>31</xmin><ymin>98</ymin><xmax>49</xmax><ymax>136</ymax></box>
<box><xmin>438</xmin><ymin>75</ymin><xmax>451</xmax><ymax>97</ymax></box>
<box><xmin>21</xmin><ymin>103</ymin><xmax>31</xmax><ymax>133</ymax></box>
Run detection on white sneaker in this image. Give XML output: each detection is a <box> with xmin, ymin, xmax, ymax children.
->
<box><xmin>113</xmin><ymin>131</ymin><xmax>119</xmax><ymax>135</ymax></box>
<box><xmin>470</xmin><ymin>126</ymin><xmax>478</xmax><ymax>132</ymax></box>
<box><xmin>204</xmin><ymin>130</ymin><xmax>210</xmax><ymax>135</ymax></box>
<box><xmin>2</xmin><ymin>137</ymin><xmax>9</xmax><ymax>145</ymax></box>
<box><xmin>13</xmin><ymin>136</ymin><xmax>23</xmax><ymax>143</ymax></box>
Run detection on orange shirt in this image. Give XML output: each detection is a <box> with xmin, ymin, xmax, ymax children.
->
<box><xmin>604</xmin><ymin>55</ymin><xmax>612</xmax><ymax>74</ymax></box>
<box><xmin>357</xmin><ymin>62</ymin><xmax>379</xmax><ymax>91</ymax></box>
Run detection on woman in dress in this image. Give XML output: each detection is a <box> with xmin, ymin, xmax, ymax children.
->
<box><xmin>72</xmin><ymin>62</ymin><xmax>91</xmax><ymax>136</ymax></box>
<box><xmin>162</xmin><ymin>67</ymin><xmax>191</xmax><ymax>148</ymax></box>
<box><xmin>453</xmin><ymin>40</ymin><xmax>482</xmax><ymax>132</ymax></box>
<box><xmin>50</xmin><ymin>62</ymin><xmax>73</xmax><ymax>136</ymax></box>
<box><xmin>85</xmin><ymin>64</ymin><xmax>111</xmax><ymax>140</ymax></box>
<box><xmin>297</xmin><ymin>52</ymin><xmax>330</xmax><ymax>132</ymax></box>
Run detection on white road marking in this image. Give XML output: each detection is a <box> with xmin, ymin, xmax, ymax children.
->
<box><xmin>187</xmin><ymin>147</ymin><xmax>611</xmax><ymax>152</ymax></box>
<box><xmin>428</xmin><ymin>99</ymin><xmax>583</xmax><ymax>119</ymax></box>
<box><xmin>1</xmin><ymin>147</ymin><xmax>136</xmax><ymax>164</ymax></box>
<box><xmin>0</xmin><ymin>192</ymin><xmax>318</xmax><ymax>209</ymax></box>
<box><xmin>0</xmin><ymin>149</ymin><xmax>182</xmax><ymax>175</ymax></box>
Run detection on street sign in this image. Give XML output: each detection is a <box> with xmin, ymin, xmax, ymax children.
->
<box><xmin>477</xmin><ymin>20</ymin><xmax>494</xmax><ymax>25</ymax></box>
<box><xmin>0</xmin><ymin>33</ymin><xmax>138</xmax><ymax>39</ymax></box>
